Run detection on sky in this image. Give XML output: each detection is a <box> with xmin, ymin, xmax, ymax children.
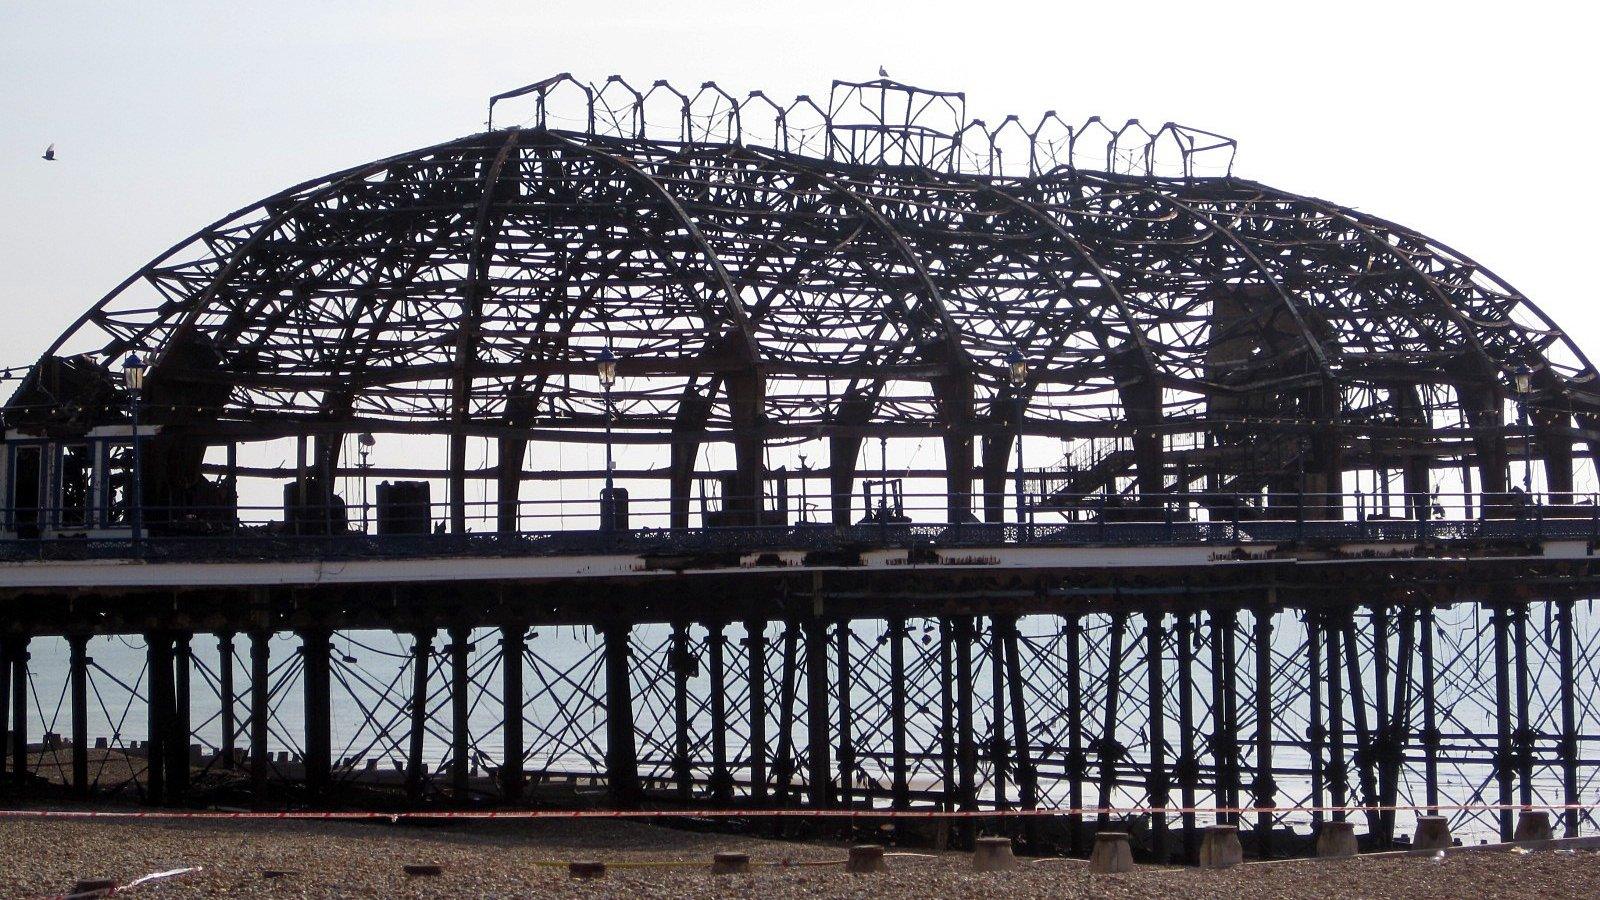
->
<box><xmin>1</xmin><ymin>0</ymin><xmax>1596</xmax><ymax>511</ymax></box>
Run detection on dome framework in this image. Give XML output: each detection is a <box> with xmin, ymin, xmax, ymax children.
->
<box><xmin>10</xmin><ymin>75</ymin><xmax>1600</xmax><ymax>533</ymax></box>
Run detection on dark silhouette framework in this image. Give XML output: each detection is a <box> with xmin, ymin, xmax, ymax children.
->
<box><xmin>3</xmin><ymin>76</ymin><xmax>1600</xmax><ymax>862</ymax></box>
<box><xmin>9</xmin><ymin>74</ymin><xmax>1598</xmax><ymax>534</ymax></box>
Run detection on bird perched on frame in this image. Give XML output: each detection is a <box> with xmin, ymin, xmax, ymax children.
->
<box><xmin>878</xmin><ymin>66</ymin><xmax>889</xmax><ymax>78</ymax></box>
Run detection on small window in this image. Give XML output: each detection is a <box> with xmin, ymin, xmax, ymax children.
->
<box><xmin>10</xmin><ymin>445</ymin><xmax>42</xmax><ymax>536</ymax></box>
<box><xmin>103</xmin><ymin>442</ymin><xmax>133</xmax><ymax>527</ymax></box>
<box><xmin>58</xmin><ymin>443</ymin><xmax>91</xmax><ymax>528</ymax></box>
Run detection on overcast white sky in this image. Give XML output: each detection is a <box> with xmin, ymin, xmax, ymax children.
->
<box><xmin>2</xmin><ymin>1</ymin><xmax>1594</xmax><ymax>369</ymax></box>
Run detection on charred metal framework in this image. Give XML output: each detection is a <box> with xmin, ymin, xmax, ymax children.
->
<box><xmin>2</xmin><ymin>75</ymin><xmax>1600</xmax><ymax>858</ymax></box>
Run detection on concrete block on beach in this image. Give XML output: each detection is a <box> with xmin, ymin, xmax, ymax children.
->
<box><xmin>1413</xmin><ymin>816</ymin><xmax>1452</xmax><ymax>851</ymax></box>
<box><xmin>972</xmin><ymin>836</ymin><xmax>1017</xmax><ymax>872</ymax></box>
<box><xmin>846</xmin><ymin>844</ymin><xmax>887</xmax><ymax>874</ymax></box>
<box><xmin>1088</xmin><ymin>832</ymin><xmax>1134</xmax><ymax>874</ymax></box>
<box><xmin>1514</xmin><ymin>811</ymin><xmax>1553</xmax><ymax>844</ymax></box>
<box><xmin>568</xmin><ymin>861</ymin><xmax>606</xmax><ymax>879</ymax></box>
<box><xmin>1199</xmin><ymin>824</ymin><xmax>1243</xmax><ymax>869</ymax></box>
<box><xmin>1316</xmin><ymin>820</ymin><xmax>1359</xmax><ymax>858</ymax></box>
<box><xmin>711</xmin><ymin>851</ymin><xmax>750</xmax><ymax>874</ymax></box>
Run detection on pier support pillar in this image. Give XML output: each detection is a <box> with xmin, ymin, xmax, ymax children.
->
<box><xmin>1557</xmin><ymin>598</ymin><xmax>1580</xmax><ymax>837</ymax></box>
<box><xmin>1145</xmin><ymin>612</ymin><xmax>1168</xmax><ymax>862</ymax></box>
<box><xmin>407</xmin><ymin>628</ymin><xmax>435</xmax><ymax>802</ymax></box>
<box><xmin>7</xmin><ymin>638</ymin><xmax>29</xmax><ymax>786</ymax></box>
<box><xmin>671</xmin><ymin>622</ymin><xmax>692</xmax><ymax>802</ymax></box>
<box><xmin>169</xmin><ymin>632</ymin><xmax>191</xmax><ymax>798</ymax></box>
<box><xmin>10</xmin><ymin>637</ymin><xmax>29</xmax><ymax>786</ymax></box>
<box><xmin>1253</xmin><ymin>606</ymin><xmax>1275</xmax><ymax>858</ymax></box>
<box><xmin>0</xmin><ymin>637</ymin><xmax>10</xmax><ymax>787</ymax></box>
<box><xmin>836</xmin><ymin>619</ymin><xmax>854</xmax><ymax>808</ymax></box>
<box><xmin>1492</xmin><ymin>605</ymin><xmax>1514</xmax><ymax>841</ymax></box>
<box><xmin>300</xmin><ymin>628</ymin><xmax>332</xmax><ymax>798</ymax></box>
<box><xmin>249</xmin><ymin>631</ymin><xmax>270</xmax><ymax>799</ymax></box>
<box><xmin>602</xmin><ymin>622</ymin><xmax>640</xmax><ymax>806</ymax></box>
<box><xmin>218</xmin><ymin>633</ymin><xmax>236</xmax><ymax>769</ymax></box>
<box><xmin>449</xmin><ymin>625</ymin><xmax>471</xmax><ymax>800</ymax></box>
<box><xmin>804</xmin><ymin>617</ymin><xmax>831</xmax><ymax>807</ymax></box>
<box><xmin>500</xmin><ymin>625</ymin><xmax>524</xmax><ymax>801</ymax></box>
<box><xmin>744</xmin><ymin>620</ymin><xmax>767</xmax><ymax>804</ymax></box>
<box><xmin>707</xmin><ymin>622</ymin><xmax>731</xmax><ymax>802</ymax></box>
<box><xmin>889</xmin><ymin>617</ymin><xmax>910</xmax><ymax>810</ymax></box>
<box><xmin>70</xmin><ymin>634</ymin><xmax>88</xmax><ymax>798</ymax></box>
<box><xmin>144</xmin><ymin>633</ymin><xmax>172</xmax><ymax>805</ymax></box>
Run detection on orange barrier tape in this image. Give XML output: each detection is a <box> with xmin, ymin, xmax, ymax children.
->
<box><xmin>0</xmin><ymin>803</ymin><xmax>1589</xmax><ymax>821</ymax></box>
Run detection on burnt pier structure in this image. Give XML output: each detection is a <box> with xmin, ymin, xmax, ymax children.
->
<box><xmin>3</xmin><ymin>75</ymin><xmax>1600</xmax><ymax>856</ymax></box>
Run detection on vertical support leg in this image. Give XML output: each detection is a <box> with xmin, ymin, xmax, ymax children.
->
<box><xmin>169</xmin><ymin>632</ymin><xmax>191</xmax><ymax>797</ymax></box>
<box><xmin>406</xmin><ymin>629</ymin><xmax>433</xmax><ymax>802</ymax></box>
<box><xmin>773</xmin><ymin>622</ymin><xmax>799</xmax><ymax>804</ymax></box>
<box><xmin>501</xmin><ymin>625</ymin><xmax>524</xmax><ymax>802</ymax></box>
<box><xmin>449</xmin><ymin>625</ymin><xmax>471</xmax><ymax>799</ymax></box>
<box><xmin>1326</xmin><ymin>619</ymin><xmax>1347</xmax><ymax>822</ymax></box>
<box><xmin>1492</xmin><ymin>604</ymin><xmax>1514</xmax><ymax>841</ymax></box>
<box><xmin>671</xmin><ymin>622</ymin><xmax>692</xmax><ymax>803</ymax></box>
<box><xmin>1146</xmin><ymin>612</ymin><xmax>1168</xmax><ymax>863</ymax></box>
<box><xmin>989</xmin><ymin>616</ymin><xmax>1008</xmax><ymax>812</ymax></box>
<box><xmin>1306</xmin><ymin>612</ymin><xmax>1325</xmax><ymax>830</ymax></box>
<box><xmin>1341</xmin><ymin>613</ymin><xmax>1381</xmax><ymax>836</ymax></box>
<box><xmin>938</xmin><ymin>619</ymin><xmax>956</xmax><ymax>813</ymax></box>
<box><xmin>1381</xmin><ymin>607</ymin><xmax>1416</xmax><ymax>845</ymax></box>
<box><xmin>1097</xmin><ymin>613</ymin><xmax>1127</xmax><ymax>828</ymax></box>
<box><xmin>1220</xmin><ymin>611</ymin><xmax>1240</xmax><ymax>825</ymax></box>
<box><xmin>1208</xmin><ymin>609</ymin><xmax>1229</xmax><ymax>826</ymax></box>
<box><xmin>804</xmin><ymin>617</ymin><xmax>831</xmax><ymax>807</ymax></box>
<box><xmin>1512</xmin><ymin>605</ymin><xmax>1533</xmax><ymax>810</ymax></box>
<box><xmin>145</xmin><ymin>633</ymin><xmax>170</xmax><ymax>805</ymax></box>
<box><xmin>708</xmin><ymin>622</ymin><xmax>731</xmax><ymax>802</ymax></box>
<box><xmin>301</xmin><ymin>629</ymin><xmax>332</xmax><ymax>798</ymax></box>
<box><xmin>889</xmin><ymin>617</ymin><xmax>909</xmax><ymax>810</ymax></box>
<box><xmin>954</xmin><ymin>617</ymin><xmax>977</xmax><ymax>815</ymax></box>
<box><xmin>1065</xmin><ymin>614</ymin><xmax>1084</xmax><ymax>853</ymax></box>
<box><xmin>1176</xmin><ymin>613</ymin><xmax>1198</xmax><ymax>861</ymax></box>
<box><xmin>1253</xmin><ymin>605</ymin><xmax>1274</xmax><ymax>858</ymax></box>
<box><xmin>1557</xmin><ymin>598</ymin><xmax>1579</xmax><ymax>837</ymax></box>
<box><xmin>10</xmin><ymin>638</ymin><xmax>29</xmax><ymax>786</ymax></box>
<box><xmin>249</xmin><ymin>631</ymin><xmax>269</xmax><ymax>799</ymax></box>
<box><xmin>603</xmin><ymin>622</ymin><xmax>640</xmax><ymax>807</ymax></box>
<box><xmin>218</xmin><ymin>633</ymin><xmax>236</xmax><ymax>770</ymax></box>
<box><xmin>1004</xmin><ymin>617</ymin><xmax>1036</xmax><ymax>812</ymax></box>
<box><xmin>744</xmin><ymin>620</ymin><xmax>767</xmax><ymax>804</ymax></box>
<box><xmin>835</xmin><ymin>620</ymin><xmax>854</xmax><ymax>808</ymax></box>
<box><xmin>11</xmin><ymin>638</ymin><xmax>31</xmax><ymax>786</ymax></box>
<box><xmin>1420</xmin><ymin>606</ymin><xmax>1439</xmax><ymax>815</ymax></box>
<box><xmin>70</xmin><ymin>635</ymin><xmax>89</xmax><ymax>799</ymax></box>
<box><xmin>0</xmin><ymin>638</ymin><xmax>11</xmax><ymax>786</ymax></box>
<box><xmin>1370</xmin><ymin>605</ymin><xmax>1393</xmax><ymax>846</ymax></box>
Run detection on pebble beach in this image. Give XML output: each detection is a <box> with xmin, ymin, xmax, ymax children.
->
<box><xmin>3</xmin><ymin>814</ymin><xmax>1600</xmax><ymax>899</ymax></box>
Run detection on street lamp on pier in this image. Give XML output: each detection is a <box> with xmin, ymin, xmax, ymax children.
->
<box><xmin>357</xmin><ymin>432</ymin><xmax>376</xmax><ymax>533</ymax></box>
<box><xmin>597</xmin><ymin>347</ymin><xmax>618</xmax><ymax>530</ymax></box>
<box><xmin>1513</xmin><ymin>364</ymin><xmax>1534</xmax><ymax>495</ymax></box>
<box><xmin>1005</xmin><ymin>348</ymin><xmax>1029</xmax><ymax>527</ymax></box>
<box><xmin>121</xmin><ymin>352</ymin><xmax>147</xmax><ymax>546</ymax></box>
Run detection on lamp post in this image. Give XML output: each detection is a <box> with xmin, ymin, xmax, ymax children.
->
<box><xmin>1006</xmin><ymin>349</ymin><xmax>1029</xmax><ymax>527</ymax></box>
<box><xmin>597</xmin><ymin>347</ymin><xmax>618</xmax><ymax>530</ymax></box>
<box><xmin>797</xmin><ymin>453</ymin><xmax>811</xmax><ymax>524</ymax></box>
<box><xmin>357</xmin><ymin>432</ymin><xmax>375</xmax><ymax>533</ymax></box>
<box><xmin>1513</xmin><ymin>364</ymin><xmax>1533</xmax><ymax>495</ymax></box>
<box><xmin>122</xmin><ymin>352</ymin><xmax>146</xmax><ymax>547</ymax></box>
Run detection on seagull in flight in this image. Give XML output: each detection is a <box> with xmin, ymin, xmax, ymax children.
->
<box><xmin>41</xmin><ymin>143</ymin><xmax>56</xmax><ymax>161</ymax></box>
